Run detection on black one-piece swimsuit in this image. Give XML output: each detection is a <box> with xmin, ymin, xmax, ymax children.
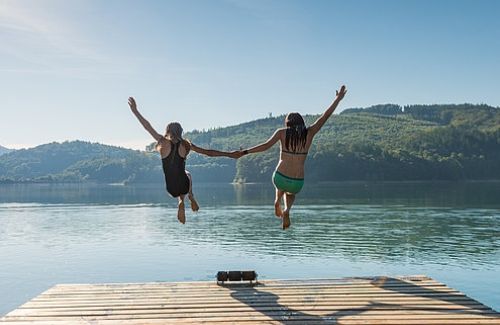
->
<box><xmin>161</xmin><ymin>141</ymin><xmax>190</xmax><ymax>198</ymax></box>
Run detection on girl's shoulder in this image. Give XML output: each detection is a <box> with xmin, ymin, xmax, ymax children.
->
<box><xmin>157</xmin><ymin>137</ymin><xmax>171</xmax><ymax>146</ymax></box>
<box><xmin>156</xmin><ymin>137</ymin><xmax>170</xmax><ymax>151</ymax></box>
<box><xmin>181</xmin><ymin>139</ymin><xmax>191</xmax><ymax>151</ymax></box>
<box><xmin>277</xmin><ymin>128</ymin><xmax>287</xmax><ymax>140</ymax></box>
<box><xmin>277</xmin><ymin>127</ymin><xmax>287</xmax><ymax>135</ymax></box>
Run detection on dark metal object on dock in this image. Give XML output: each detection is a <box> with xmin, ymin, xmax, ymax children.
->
<box><xmin>217</xmin><ymin>270</ymin><xmax>257</xmax><ymax>284</ymax></box>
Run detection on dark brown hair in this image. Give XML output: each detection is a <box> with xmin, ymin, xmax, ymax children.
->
<box><xmin>285</xmin><ymin>112</ymin><xmax>307</xmax><ymax>152</ymax></box>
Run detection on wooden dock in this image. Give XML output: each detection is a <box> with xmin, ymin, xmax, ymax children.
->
<box><xmin>1</xmin><ymin>275</ymin><xmax>499</xmax><ymax>324</ymax></box>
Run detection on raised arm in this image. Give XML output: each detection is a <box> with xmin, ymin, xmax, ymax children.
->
<box><xmin>243</xmin><ymin>129</ymin><xmax>282</xmax><ymax>154</ymax></box>
<box><xmin>308</xmin><ymin>85</ymin><xmax>347</xmax><ymax>136</ymax></box>
<box><xmin>128</xmin><ymin>97</ymin><xmax>163</xmax><ymax>142</ymax></box>
<box><xmin>190</xmin><ymin>143</ymin><xmax>242</xmax><ymax>159</ymax></box>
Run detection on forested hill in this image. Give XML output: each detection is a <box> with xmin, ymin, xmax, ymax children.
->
<box><xmin>186</xmin><ymin>103</ymin><xmax>500</xmax><ymax>182</ymax></box>
<box><xmin>0</xmin><ymin>141</ymin><xmax>163</xmax><ymax>183</ymax></box>
<box><xmin>0</xmin><ymin>104</ymin><xmax>499</xmax><ymax>184</ymax></box>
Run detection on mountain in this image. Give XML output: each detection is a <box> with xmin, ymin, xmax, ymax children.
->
<box><xmin>0</xmin><ymin>141</ymin><xmax>162</xmax><ymax>183</ymax></box>
<box><xmin>0</xmin><ymin>104</ymin><xmax>499</xmax><ymax>184</ymax></box>
<box><xmin>185</xmin><ymin>103</ymin><xmax>500</xmax><ymax>182</ymax></box>
<box><xmin>0</xmin><ymin>145</ymin><xmax>13</xmax><ymax>156</ymax></box>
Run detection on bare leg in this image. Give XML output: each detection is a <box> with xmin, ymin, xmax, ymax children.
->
<box><xmin>274</xmin><ymin>188</ymin><xmax>284</xmax><ymax>218</ymax></box>
<box><xmin>186</xmin><ymin>171</ymin><xmax>199</xmax><ymax>212</ymax></box>
<box><xmin>282</xmin><ymin>193</ymin><xmax>296</xmax><ymax>230</ymax></box>
<box><xmin>177</xmin><ymin>195</ymin><xmax>186</xmax><ymax>224</ymax></box>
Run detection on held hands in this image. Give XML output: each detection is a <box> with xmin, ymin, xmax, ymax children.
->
<box><xmin>226</xmin><ymin>148</ymin><xmax>250</xmax><ymax>159</ymax></box>
<box><xmin>227</xmin><ymin>150</ymin><xmax>248</xmax><ymax>159</ymax></box>
<box><xmin>227</xmin><ymin>151</ymin><xmax>244</xmax><ymax>159</ymax></box>
<box><xmin>336</xmin><ymin>85</ymin><xmax>347</xmax><ymax>101</ymax></box>
<box><xmin>128</xmin><ymin>97</ymin><xmax>138</xmax><ymax>112</ymax></box>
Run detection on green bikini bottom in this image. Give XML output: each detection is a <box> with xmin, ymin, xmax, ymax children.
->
<box><xmin>272</xmin><ymin>171</ymin><xmax>304</xmax><ymax>194</ymax></box>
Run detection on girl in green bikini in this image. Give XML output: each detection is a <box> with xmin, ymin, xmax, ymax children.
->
<box><xmin>241</xmin><ymin>85</ymin><xmax>347</xmax><ymax>229</ymax></box>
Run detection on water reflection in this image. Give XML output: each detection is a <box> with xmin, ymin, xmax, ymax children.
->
<box><xmin>177</xmin><ymin>206</ymin><xmax>500</xmax><ymax>267</ymax></box>
<box><xmin>1</xmin><ymin>203</ymin><xmax>499</xmax><ymax>267</ymax></box>
<box><xmin>1</xmin><ymin>182</ymin><xmax>499</xmax><ymax>315</ymax></box>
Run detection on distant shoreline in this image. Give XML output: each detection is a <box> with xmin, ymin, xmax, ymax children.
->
<box><xmin>2</xmin><ymin>179</ymin><xmax>500</xmax><ymax>186</ymax></box>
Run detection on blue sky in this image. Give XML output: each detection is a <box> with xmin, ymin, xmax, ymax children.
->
<box><xmin>1</xmin><ymin>0</ymin><xmax>499</xmax><ymax>149</ymax></box>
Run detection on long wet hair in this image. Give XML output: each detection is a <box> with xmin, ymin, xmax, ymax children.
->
<box><xmin>285</xmin><ymin>112</ymin><xmax>308</xmax><ymax>152</ymax></box>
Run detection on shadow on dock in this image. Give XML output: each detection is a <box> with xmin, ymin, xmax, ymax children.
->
<box><xmin>370</xmin><ymin>276</ymin><xmax>496</xmax><ymax>313</ymax></box>
<box><xmin>223</xmin><ymin>277</ymin><xmax>498</xmax><ymax>324</ymax></box>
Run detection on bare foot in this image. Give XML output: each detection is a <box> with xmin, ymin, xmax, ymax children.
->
<box><xmin>274</xmin><ymin>201</ymin><xmax>283</xmax><ymax>218</ymax></box>
<box><xmin>189</xmin><ymin>194</ymin><xmax>199</xmax><ymax>212</ymax></box>
<box><xmin>282</xmin><ymin>210</ymin><xmax>290</xmax><ymax>230</ymax></box>
<box><xmin>177</xmin><ymin>201</ymin><xmax>186</xmax><ymax>224</ymax></box>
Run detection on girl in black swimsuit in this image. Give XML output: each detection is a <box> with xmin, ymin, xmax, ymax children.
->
<box><xmin>128</xmin><ymin>97</ymin><xmax>241</xmax><ymax>224</ymax></box>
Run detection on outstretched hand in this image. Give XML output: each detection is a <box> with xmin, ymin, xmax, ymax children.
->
<box><xmin>336</xmin><ymin>85</ymin><xmax>347</xmax><ymax>101</ymax></box>
<box><xmin>128</xmin><ymin>97</ymin><xmax>138</xmax><ymax>112</ymax></box>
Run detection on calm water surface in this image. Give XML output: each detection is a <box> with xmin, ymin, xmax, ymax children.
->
<box><xmin>1</xmin><ymin>182</ymin><xmax>499</xmax><ymax>315</ymax></box>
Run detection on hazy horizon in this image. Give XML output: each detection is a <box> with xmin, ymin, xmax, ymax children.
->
<box><xmin>2</xmin><ymin>101</ymin><xmax>498</xmax><ymax>151</ymax></box>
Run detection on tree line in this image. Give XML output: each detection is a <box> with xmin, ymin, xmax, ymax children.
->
<box><xmin>0</xmin><ymin>104</ymin><xmax>498</xmax><ymax>184</ymax></box>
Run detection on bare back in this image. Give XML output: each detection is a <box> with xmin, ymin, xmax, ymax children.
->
<box><xmin>275</xmin><ymin>128</ymin><xmax>315</xmax><ymax>179</ymax></box>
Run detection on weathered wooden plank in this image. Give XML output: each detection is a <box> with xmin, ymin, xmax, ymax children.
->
<box><xmin>16</xmin><ymin>302</ymin><xmax>493</xmax><ymax>316</ymax></box>
<box><xmin>21</xmin><ymin>296</ymin><xmax>484</xmax><ymax>305</ymax></box>
<box><xmin>29</xmin><ymin>295</ymin><xmax>472</xmax><ymax>304</ymax></box>
<box><xmin>45</xmin><ymin>276</ymin><xmax>434</xmax><ymax>290</ymax></box>
<box><xmin>40</xmin><ymin>286</ymin><xmax>454</xmax><ymax>297</ymax></box>
<box><xmin>49</xmin><ymin>279</ymin><xmax>436</xmax><ymax>288</ymax></box>
<box><xmin>22</xmin><ymin>298</ymin><xmax>490</xmax><ymax>309</ymax></box>
<box><xmin>32</xmin><ymin>291</ymin><xmax>465</xmax><ymax>303</ymax></box>
<box><xmin>7</xmin><ymin>307</ymin><xmax>499</xmax><ymax>318</ymax></box>
<box><xmin>24</xmin><ymin>298</ymin><xmax>481</xmax><ymax>311</ymax></box>
<box><xmin>2</xmin><ymin>317</ymin><xmax>500</xmax><ymax>325</ymax></box>
<box><xmin>45</xmin><ymin>278</ymin><xmax>440</xmax><ymax>289</ymax></box>
<box><xmin>34</xmin><ymin>285</ymin><xmax>463</xmax><ymax>296</ymax></box>
<box><xmin>3</xmin><ymin>313</ymin><xmax>500</xmax><ymax>322</ymax></box>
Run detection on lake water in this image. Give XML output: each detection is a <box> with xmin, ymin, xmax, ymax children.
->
<box><xmin>1</xmin><ymin>181</ymin><xmax>499</xmax><ymax>315</ymax></box>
